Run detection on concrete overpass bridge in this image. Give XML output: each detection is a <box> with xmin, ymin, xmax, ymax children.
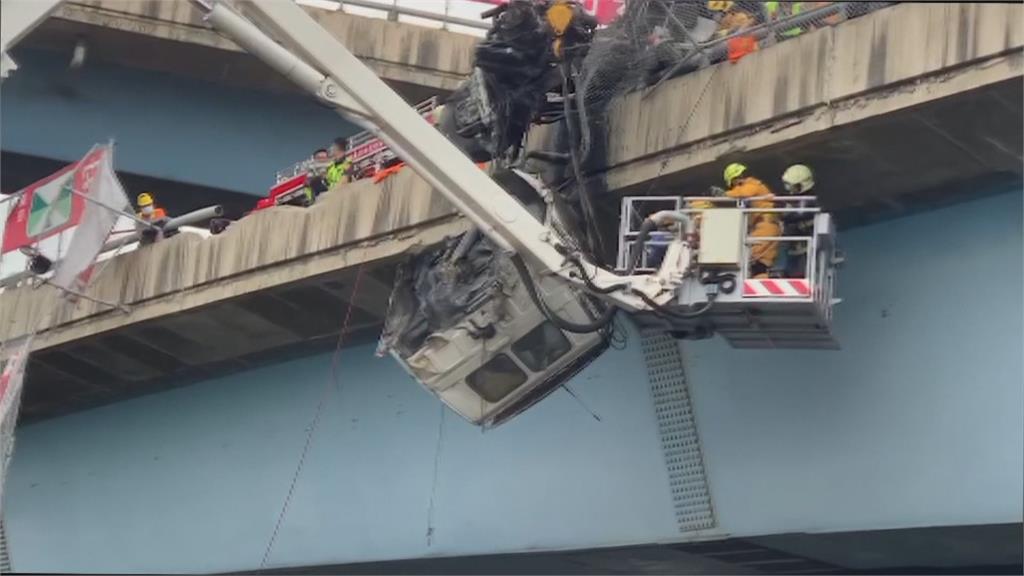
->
<box><xmin>1</xmin><ymin>2</ymin><xmax>1022</xmax><ymax>574</ymax></box>
<box><xmin>25</xmin><ymin>0</ymin><xmax>477</xmax><ymax>100</ymax></box>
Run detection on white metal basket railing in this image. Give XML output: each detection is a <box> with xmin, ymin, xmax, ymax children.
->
<box><xmin>617</xmin><ymin>195</ymin><xmax>823</xmax><ymax>281</ymax></box>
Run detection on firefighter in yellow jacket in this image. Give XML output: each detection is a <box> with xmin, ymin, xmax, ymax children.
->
<box><xmin>723</xmin><ymin>163</ymin><xmax>780</xmax><ymax>278</ymax></box>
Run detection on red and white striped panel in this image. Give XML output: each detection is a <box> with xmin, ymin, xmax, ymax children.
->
<box><xmin>743</xmin><ymin>278</ymin><xmax>811</xmax><ymax>298</ymax></box>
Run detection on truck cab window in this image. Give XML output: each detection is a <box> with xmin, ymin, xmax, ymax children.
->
<box><xmin>466</xmin><ymin>354</ymin><xmax>528</xmax><ymax>403</ymax></box>
<box><xmin>511</xmin><ymin>321</ymin><xmax>571</xmax><ymax>372</ymax></box>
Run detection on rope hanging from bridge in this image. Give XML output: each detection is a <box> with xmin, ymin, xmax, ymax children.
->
<box><xmin>260</xmin><ymin>260</ymin><xmax>366</xmax><ymax>568</ymax></box>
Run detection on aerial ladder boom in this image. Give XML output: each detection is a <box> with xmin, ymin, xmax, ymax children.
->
<box><xmin>189</xmin><ymin>0</ymin><xmax>710</xmax><ymax>427</ymax></box>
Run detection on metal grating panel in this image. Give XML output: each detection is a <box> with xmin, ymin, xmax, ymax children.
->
<box><xmin>640</xmin><ymin>330</ymin><xmax>715</xmax><ymax>532</ymax></box>
<box><xmin>0</xmin><ymin>519</ymin><xmax>11</xmax><ymax>573</ymax></box>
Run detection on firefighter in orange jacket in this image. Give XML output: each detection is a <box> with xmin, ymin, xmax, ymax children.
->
<box><xmin>723</xmin><ymin>163</ymin><xmax>779</xmax><ymax>278</ymax></box>
<box><xmin>136</xmin><ymin>192</ymin><xmax>167</xmax><ymax>221</ymax></box>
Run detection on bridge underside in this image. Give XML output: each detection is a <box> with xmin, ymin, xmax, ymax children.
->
<box><xmin>21</xmin><ymin>260</ymin><xmax>396</xmax><ymax>422</ymax></box>
<box><xmin>22</xmin><ymin>1</ymin><xmax>470</xmax><ymax>105</ymax></box>
<box><xmin>6</xmin><ymin>189</ymin><xmax>1020</xmax><ymax>574</ymax></box>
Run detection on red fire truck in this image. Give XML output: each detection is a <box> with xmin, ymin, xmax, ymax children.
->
<box><xmin>252</xmin><ymin>97</ymin><xmax>439</xmax><ymax>212</ymax></box>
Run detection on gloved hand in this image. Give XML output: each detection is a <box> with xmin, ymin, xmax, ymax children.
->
<box><xmin>708</xmin><ymin>185</ymin><xmax>726</xmax><ymax>197</ymax></box>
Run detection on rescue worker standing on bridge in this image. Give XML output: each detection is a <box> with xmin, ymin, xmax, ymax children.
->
<box><xmin>780</xmin><ymin>164</ymin><xmax>816</xmax><ymax>278</ymax></box>
<box><xmin>136</xmin><ymin>192</ymin><xmax>173</xmax><ymax>246</ymax></box>
<box><xmin>136</xmin><ymin>192</ymin><xmax>166</xmax><ymax>222</ymax></box>
<box><xmin>723</xmin><ymin>163</ymin><xmax>779</xmax><ymax>278</ymax></box>
<box><xmin>305</xmin><ymin>148</ymin><xmax>331</xmax><ymax>203</ymax></box>
<box><xmin>765</xmin><ymin>1</ymin><xmax>806</xmax><ymax>39</ymax></box>
<box><xmin>326</xmin><ymin>137</ymin><xmax>351</xmax><ymax>189</ymax></box>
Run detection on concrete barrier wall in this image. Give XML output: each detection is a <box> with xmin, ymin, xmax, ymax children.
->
<box><xmin>58</xmin><ymin>0</ymin><xmax>476</xmax><ymax>91</ymax></box>
<box><xmin>604</xmin><ymin>2</ymin><xmax>1024</xmax><ymax>190</ymax></box>
<box><xmin>0</xmin><ymin>168</ymin><xmax>459</xmax><ymax>351</ymax></box>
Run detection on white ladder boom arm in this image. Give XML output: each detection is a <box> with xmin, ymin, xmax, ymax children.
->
<box><xmin>191</xmin><ymin>0</ymin><xmax>656</xmax><ymax>311</ymax></box>
<box><xmin>0</xmin><ymin>0</ymin><xmax>658</xmax><ymax>310</ymax></box>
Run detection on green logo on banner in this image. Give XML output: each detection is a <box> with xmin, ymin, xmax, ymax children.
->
<box><xmin>27</xmin><ymin>174</ymin><xmax>74</xmax><ymax>237</ymax></box>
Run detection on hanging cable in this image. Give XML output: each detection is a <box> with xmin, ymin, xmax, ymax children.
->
<box><xmin>560</xmin><ymin>60</ymin><xmax>607</xmax><ymax>262</ymax></box>
<box><xmin>563</xmin><ymin>255</ymin><xmax>630</xmax><ymax>295</ymax></box>
<box><xmin>625</xmin><ymin>218</ymin><xmax>659</xmax><ymax>275</ymax></box>
<box><xmin>633</xmin><ymin>288</ymin><xmax>715</xmax><ymax>319</ymax></box>
<box><xmin>261</xmin><ymin>261</ymin><xmax>366</xmax><ymax>569</ymax></box>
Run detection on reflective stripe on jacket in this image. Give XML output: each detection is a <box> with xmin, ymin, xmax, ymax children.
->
<box><xmin>765</xmin><ymin>1</ymin><xmax>805</xmax><ymax>37</ymax></box>
<box><xmin>326</xmin><ymin>158</ymin><xmax>351</xmax><ymax>188</ymax></box>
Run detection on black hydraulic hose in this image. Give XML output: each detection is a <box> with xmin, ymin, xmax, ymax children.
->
<box><xmin>566</xmin><ymin>255</ymin><xmax>630</xmax><ymax>295</ymax></box>
<box><xmin>561</xmin><ymin>61</ymin><xmax>606</xmax><ymax>261</ymax></box>
<box><xmin>525</xmin><ymin>150</ymin><xmax>570</xmax><ymax>164</ymax></box>
<box><xmin>512</xmin><ymin>255</ymin><xmax>617</xmax><ymax>334</ymax></box>
<box><xmin>634</xmin><ymin>288</ymin><xmax>716</xmax><ymax>320</ymax></box>
<box><xmin>480</xmin><ymin>3</ymin><xmax>507</xmax><ymax>19</ymax></box>
<box><xmin>626</xmin><ymin>218</ymin><xmax>658</xmax><ymax>275</ymax></box>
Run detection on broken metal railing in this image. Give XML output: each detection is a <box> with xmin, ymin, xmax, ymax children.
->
<box><xmin>316</xmin><ymin>0</ymin><xmax>490</xmax><ymax>32</ymax></box>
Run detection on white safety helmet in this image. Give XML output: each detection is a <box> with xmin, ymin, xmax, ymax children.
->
<box><xmin>782</xmin><ymin>164</ymin><xmax>814</xmax><ymax>195</ymax></box>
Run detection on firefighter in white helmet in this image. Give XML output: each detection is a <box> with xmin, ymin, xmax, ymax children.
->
<box><xmin>780</xmin><ymin>164</ymin><xmax>815</xmax><ymax>278</ymax></box>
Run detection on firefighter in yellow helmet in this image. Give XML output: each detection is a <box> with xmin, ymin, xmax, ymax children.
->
<box><xmin>136</xmin><ymin>192</ymin><xmax>171</xmax><ymax>245</ymax></box>
<box><xmin>780</xmin><ymin>164</ymin><xmax>816</xmax><ymax>278</ymax></box>
<box><xmin>136</xmin><ymin>192</ymin><xmax>167</xmax><ymax>221</ymax></box>
<box><xmin>723</xmin><ymin>163</ymin><xmax>779</xmax><ymax>278</ymax></box>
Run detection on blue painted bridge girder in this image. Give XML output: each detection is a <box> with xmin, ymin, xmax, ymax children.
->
<box><xmin>5</xmin><ymin>189</ymin><xmax>1022</xmax><ymax>573</ymax></box>
<box><xmin>0</xmin><ymin>49</ymin><xmax>351</xmax><ymax>196</ymax></box>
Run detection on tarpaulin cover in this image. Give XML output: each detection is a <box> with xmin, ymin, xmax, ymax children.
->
<box><xmin>378</xmin><ymin>232</ymin><xmax>517</xmax><ymax>358</ymax></box>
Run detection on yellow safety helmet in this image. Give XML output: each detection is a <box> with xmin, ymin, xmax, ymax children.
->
<box><xmin>546</xmin><ymin>1</ymin><xmax>575</xmax><ymax>58</ymax></box>
<box><xmin>708</xmin><ymin>0</ymin><xmax>735</xmax><ymax>12</ymax></box>
<box><xmin>723</xmin><ymin>163</ymin><xmax>747</xmax><ymax>187</ymax></box>
<box><xmin>782</xmin><ymin>164</ymin><xmax>815</xmax><ymax>194</ymax></box>
<box><xmin>546</xmin><ymin>0</ymin><xmax>575</xmax><ymax>35</ymax></box>
<box><xmin>137</xmin><ymin>192</ymin><xmax>154</xmax><ymax>207</ymax></box>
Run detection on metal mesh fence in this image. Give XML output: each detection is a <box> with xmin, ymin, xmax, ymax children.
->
<box><xmin>575</xmin><ymin>1</ymin><xmax>894</xmax><ymax>154</ymax></box>
<box><xmin>559</xmin><ymin>0</ymin><xmax>895</xmax><ymax>263</ymax></box>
